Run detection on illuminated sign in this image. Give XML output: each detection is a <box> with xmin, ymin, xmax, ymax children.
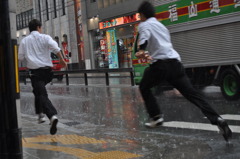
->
<box><xmin>99</xmin><ymin>13</ymin><xmax>140</xmax><ymax>29</ymax></box>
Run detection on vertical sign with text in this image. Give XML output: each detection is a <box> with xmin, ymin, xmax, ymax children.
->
<box><xmin>106</xmin><ymin>29</ymin><xmax>119</xmax><ymax>68</ymax></box>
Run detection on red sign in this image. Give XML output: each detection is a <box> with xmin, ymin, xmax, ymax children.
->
<box><xmin>99</xmin><ymin>13</ymin><xmax>140</xmax><ymax>29</ymax></box>
<box><xmin>62</xmin><ymin>42</ymin><xmax>69</xmax><ymax>57</ymax></box>
<box><xmin>74</xmin><ymin>0</ymin><xmax>84</xmax><ymax>61</ymax></box>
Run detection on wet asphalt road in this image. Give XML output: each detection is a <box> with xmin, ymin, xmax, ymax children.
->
<box><xmin>20</xmin><ymin>77</ymin><xmax>240</xmax><ymax>159</ymax></box>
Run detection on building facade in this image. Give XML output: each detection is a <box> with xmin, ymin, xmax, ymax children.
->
<box><xmin>87</xmin><ymin>0</ymin><xmax>150</xmax><ymax>69</ymax></box>
<box><xmin>16</xmin><ymin>0</ymin><xmax>170</xmax><ymax>69</ymax></box>
<box><xmin>16</xmin><ymin>0</ymin><xmax>34</xmax><ymax>43</ymax></box>
<box><xmin>33</xmin><ymin>0</ymin><xmax>79</xmax><ymax>64</ymax></box>
<box><xmin>16</xmin><ymin>0</ymin><xmax>34</xmax><ymax>68</ymax></box>
<box><xmin>16</xmin><ymin>0</ymin><xmax>82</xmax><ymax>67</ymax></box>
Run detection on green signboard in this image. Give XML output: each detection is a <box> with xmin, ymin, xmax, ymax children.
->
<box><xmin>155</xmin><ymin>0</ymin><xmax>240</xmax><ymax>26</ymax></box>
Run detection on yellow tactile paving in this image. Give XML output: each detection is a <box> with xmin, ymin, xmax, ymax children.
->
<box><xmin>85</xmin><ymin>151</ymin><xmax>142</xmax><ymax>159</ymax></box>
<box><xmin>23</xmin><ymin>134</ymin><xmax>106</xmax><ymax>145</ymax></box>
<box><xmin>22</xmin><ymin>134</ymin><xmax>142</xmax><ymax>159</ymax></box>
<box><xmin>23</xmin><ymin>142</ymin><xmax>97</xmax><ymax>158</ymax></box>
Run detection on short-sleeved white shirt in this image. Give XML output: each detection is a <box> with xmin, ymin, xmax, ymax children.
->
<box><xmin>18</xmin><ymin>31</ymin><xmax>61</xmax><ymax>69</ymax></box>
<box><xmin>138</xmin><ymin>17</ymin><xmax>181</xmax><ymax>62</ymax></box>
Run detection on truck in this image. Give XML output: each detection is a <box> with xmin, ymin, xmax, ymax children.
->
<box><xmin>132</xmin><ymin>0</ymin><xmax>240</xmax><ymax>100</ymax></box>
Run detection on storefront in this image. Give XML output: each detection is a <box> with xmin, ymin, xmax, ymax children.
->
<box><xmin>92</xmin><ymin>13</ymin><xmax>140</xmax><ymax>69</ymax></box>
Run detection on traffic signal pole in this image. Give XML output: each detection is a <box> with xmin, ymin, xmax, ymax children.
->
<box><xmin>0</xmin><ymin>0</ymin><xmax>23</xmax><ymax>158</ymax></box>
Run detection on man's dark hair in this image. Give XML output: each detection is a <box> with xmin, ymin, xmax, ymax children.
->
<box><xmin>138</xmin><ymin>1</ymin><xmax>155</xmax><ymax>19</ymax></box>
<box><xmin>28</xmin><ymin>19</ymin><xmax>42</xmax><ymax>32</ymax></box>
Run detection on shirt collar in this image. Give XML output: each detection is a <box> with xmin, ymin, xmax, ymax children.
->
<box><xmin>31</xmin><ymin>31</ymin><xmax>40</xmax><ymax>35</ymax></box>
<box><xmin>146</xmin><ymin>17</ymin><xmax>157</xmax><ymax>22</ymax></box>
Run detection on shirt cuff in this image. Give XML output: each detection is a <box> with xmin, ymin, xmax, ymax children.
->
<box><xmin>51</xmin><ymin>48</ymin><xmax>61</xmax><ymax>54</ymax></box>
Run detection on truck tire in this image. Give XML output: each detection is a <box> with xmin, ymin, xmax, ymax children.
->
<box><xmin>220</xmin><ymin>69</ymin><xmax>240</xmax><ymax>101</ymax></box>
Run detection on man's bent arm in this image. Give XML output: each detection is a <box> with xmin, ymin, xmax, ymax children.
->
<box><xmin>56</xmin><ymin>51</ymin><xmax>67</xmax><ymax>68</ymax></box>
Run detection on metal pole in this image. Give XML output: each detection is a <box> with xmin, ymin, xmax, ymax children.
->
<box><xmin>0</xmin><ymin>0</ymin><xmax>23</xmax><ymax>158</ymax></box>
<box><xmin>105</xmin><ymin>72</ymin><xmax>109</xmax><ymax>86</ymax></box>
<box><xmin>66</xmin><ymin>74</ymin><xmax>69</xmax><ymax>85</ymax></box>
<box><xmin>84</xmin><ymin>73</ymin><xmax>88</xmax><ymax>85</ymax></box>
<box><xmin>130</xmin><ymin>71</ymin><xmax>135</xmax><ymax>86</ymax></box>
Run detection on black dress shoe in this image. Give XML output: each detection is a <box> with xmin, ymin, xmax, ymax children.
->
<box><xmin>217</xmin><ymin>117</ymin><xmax>232</xmax><ymax>142</ymax></box>
<box><xmin>50</xmin><ymin>115</ymin><xmax>58</xmax><ymax>135</ymax></box>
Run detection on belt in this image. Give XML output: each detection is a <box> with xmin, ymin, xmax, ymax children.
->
<box><xmin>156</xmin><ymin>59</ymin><xmax>178</xmax><ymax>62</ymax></box>
<box><xmin>30</xmin><ymin>66</ymin><xmax>51</xmax><ymax>71</ymax></box>
<box><xmin>38</xmin><ymin>66</ymin><xmax>51</xmax><ymax>69</ymax></box>
<box><xmin>152</xmin><ymin>59</ymin><xmax>178</xmax><ymax>64</ymax></box>
<box><xmin>150</xmin><ymin>59</ymin><xmax>179</xmax><ymax>66</ymax></box>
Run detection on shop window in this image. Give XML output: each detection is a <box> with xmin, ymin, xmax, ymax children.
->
<box><xmin>25</xmin><ymin>12</ymin><xmax>29</xmax><ymax>26</ymax></box>
<box><xmin>16</xmin><ymin>9</ymin><xmax>33</xmax><ymax>30</ymax></box>
<box><xmin>62</xmin><ymin>0</ymin><xmax>66</xmax><ymax>16</ymax></box>
<box><xmin>97</xmin><ymin>29</ymin><xmax>128</xmax><ymax>68</ymax></box>
<box><xmin>18</xmin><ymin>14</ymin><xmax>22</xmax><ymax>29</ymax></box>
<box><xmin>24</xmin><ymin>12</ymin><xmax>28</xmax><ymax>28</ymax></box>
<box><xmin>94</xmin><ymin>28</ymin><xmax>135</xmax><ymax>68</ymax></box>
<box><xmin>27</xmin><ymin>10</ymin><xmax>33</xmax><ymax>24</ymax></box>
<box><xmin>29</xmin><ymin>10</ymin><xmax>33</xmax><ymax>22</ymax></box>
<box><xmin>38</xmin><ymin>0</ymin><xmax>42</xmax><ymax>22</ymax></box>
<box><xmin>16</xmin><ymin>13</ymin><xmax>23</xmax><ymax>30</ymax></box>
<box><xmin>53</xmin><ymin>0</ymin><xmax>57</xmax><ymax>18</ymax></box>
<box><xmin>25</xmin><ymin>12</ymin><xmax>28</xmax><ymax>27</ymax></box>
<box><xmin>22</xmin><ymin>12</ymin><xmax>26</xmax><ymax>28</ymax></box>
<box><xmin>46</xmin><ymin>0</ymin><xmax>49</xmax><ymax>20</ymax></box>
<box><xmin>92</xmin><ymin>30</ymin><xmax>109</xmax><ymax>68</ymax></box>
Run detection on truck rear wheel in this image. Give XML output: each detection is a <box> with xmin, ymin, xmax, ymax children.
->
<box><xmin>220</xmin><ymin>69</ymin><xmax>240</xmax><ymax>100</ymax></box>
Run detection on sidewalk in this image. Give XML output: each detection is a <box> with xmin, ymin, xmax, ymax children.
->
<box><xmin>21</xmin><ymin>114</ymin><xmax>143</xmax><ymax>159</ymax></box>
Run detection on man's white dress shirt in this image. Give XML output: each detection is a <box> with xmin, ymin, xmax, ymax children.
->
<box><xmin>18</xmin><ymin>31</ymin><xmax>61</xmax><ymax>69</ymax></box>
<box><xmin>138</xmin><ymin>17</ymin><xmax>181</xmax><ymax>62</ymax></box>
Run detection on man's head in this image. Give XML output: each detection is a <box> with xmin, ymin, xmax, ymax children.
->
<box><xmin>138</xmin><ymin>1</ymin><xmax>155</xmax><ymax>21</ymax></box>
<box><xmin>28</xmin><ymin>19</ymin><xmax>42</xmax><ymax>33</ymax></box>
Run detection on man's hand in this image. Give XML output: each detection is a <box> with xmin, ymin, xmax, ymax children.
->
<box><xmin>56</xmin><ymin>51</ymin><xmax>68</xmax><ymax>69</ymax></box>
<box><xmin>135</xmin><ymin>50</ymin><xmax>153</xmax><ymax>60</ymax></box>
<box><xmin>59</xmin><ymin>59</ymin><xmax>67</xmax><ymax>68</ymax></box>
<box><xmin>144</xmin><ymin>53</ymin><xmax>153</xmax><ymax>60</ymax></box>
<box><xmin>135</xmin><ymin>50</ymin><xmax>145</xmax><ymax>58</ymax></box>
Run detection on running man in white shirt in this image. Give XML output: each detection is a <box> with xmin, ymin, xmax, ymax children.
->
<box><xmin>136</xmin><ymin>1</ymin><xmax>232</xmax><ymax>142</ymax></box>
<box><xmin>18</xmin><ymin>19</ymin><xmax>67</xmax><ymax>135</ymax></box>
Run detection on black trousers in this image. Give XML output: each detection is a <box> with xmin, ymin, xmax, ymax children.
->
<box><xmin>139</xmin><ymin>59</ymin><xmax>220</xmax><ymax>125</ymax></box>
<box><xmin>30</xmin><ymin>68</ymin><xmax>57</xmax><ymax>119</ymax></box>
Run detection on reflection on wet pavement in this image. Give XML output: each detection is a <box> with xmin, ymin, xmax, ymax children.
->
<box><xmin>20</xmin><ymin>81</ymin><xmax>240</xmax><ymax>159</ymax></box>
